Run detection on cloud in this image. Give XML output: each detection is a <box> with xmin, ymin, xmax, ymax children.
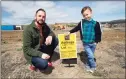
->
<box><xmin>87</xmin><ymin>1</ymin><xmax>125</xmax><ymax>21</ymax></box>
<box><xmin>1</xmin><ymin>1</ymin><xmax>125</xmax><ymax>25</ymax></box>
<box><xmin>2</xmin><ymin>1</ymin><xmax>69</xmax><ymax>25</ymax></box>
<box><xmin>91</xmin><ymin>1</ymin><xmax>125</xmax><ymax>15</ymax></box>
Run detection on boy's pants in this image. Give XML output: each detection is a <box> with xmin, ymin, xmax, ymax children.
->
<box><xmin>31</xmin><ymin>37</ymin><xmax>59</xmax><ymax>70</ymax></box>
<box><xmin>83</xmin><ymin>43</ymin><xmax>96</xmax><ymax>68</ymax></box>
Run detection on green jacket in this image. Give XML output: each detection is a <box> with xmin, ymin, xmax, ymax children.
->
<box><xmin>23</xmin><ymin>20</ymin><xmax>55</xmax><ymax>65</ymax></box>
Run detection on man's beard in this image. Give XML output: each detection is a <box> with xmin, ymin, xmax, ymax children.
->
<box><xmin>36</xmin><ymin>19</ymin><xmax>45</xmax><ymax>25</ymax></box>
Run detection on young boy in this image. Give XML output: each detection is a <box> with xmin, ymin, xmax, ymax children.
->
<box><xmin>68</xmin><ymin>6</ymin><xmax>102</xmax><ymax>73</ymax></box>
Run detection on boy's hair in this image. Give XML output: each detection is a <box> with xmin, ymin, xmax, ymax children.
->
<box><xmin>36</xmin><ymin>8</ymin><xmax>46</xmax><ymax>15</ymax></box>
<box><xmin>81</xmin><ymin>6</ymin><xmax>92</xmax><ymax>14</ymax></box>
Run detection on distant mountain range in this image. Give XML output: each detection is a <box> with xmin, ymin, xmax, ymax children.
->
<box><xmin>100</xmin><ymin>19</ymin><xmax>126</xmax><ymax>24</ymax></box>
<box><xmin>50</xmin><ymin>19</ymin><xmax>126</xmax><ymax>25</ymax></box>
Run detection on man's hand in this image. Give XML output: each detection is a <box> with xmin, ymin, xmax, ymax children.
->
<box><xmin>41</xmin><ymin>53</ymin><xmax>50</xmax><ymax>59</ymax></box>
<box><xmin>45</xmin><ymin>36</ymin><xmax>52</xmax><ymax>45</ymax></box>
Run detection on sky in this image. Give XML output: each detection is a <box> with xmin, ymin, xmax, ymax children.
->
<box><xmin>1</xmin><ymin>1</ymin><xmax>125</xmax><ymax>25</ymax></box>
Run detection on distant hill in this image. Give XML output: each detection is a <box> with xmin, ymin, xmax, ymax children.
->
<box><xmin>52</xmin><ymin>19</ymin><xmax>125</xmax><ymax>25</ymax></box>
<box><xmin>100</xmin><ymin>19</ymin><xmax>125</xmax><ymax>24</ymax></box>
<box><xmin>109</xmin><ymin>19</ymin><xmax>125</xmax><ymax>24</ymax></box>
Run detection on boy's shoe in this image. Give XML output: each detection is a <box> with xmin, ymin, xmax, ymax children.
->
<box><xmin>86</xmin><ymin>69</ymin><xmax>96</xmax><ymax>73</ymax></box>
<box><xmin>90</xmin><ymin>68</ymin><xmax>96</xmax><ymax>73</ymax></box>
<box><xmin>85</xmin><ymin>65</ymin><xmax>96</xmax><ymax>73</ymax></box>
<box><xmin>86</xmin><ymin>68</ymin><xmax>91</xmax><ymax>72</ymax></box>
<box><xmin>91</xmin><ymin>68</ymin><xmax>96</xmax><ymax>71</ymax></box>
<box><xmin>85</xmin><ymin>65</ymin><xmax>91</xmax><ymax>72</ymax></box>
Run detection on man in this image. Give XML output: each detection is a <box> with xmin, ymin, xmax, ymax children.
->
<box><xmin>23</xmin><ymin>8</ymin><xmax>58</xmax><ymax>71</ymax></box>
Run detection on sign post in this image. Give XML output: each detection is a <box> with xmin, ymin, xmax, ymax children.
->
<box><xmin>58</xmin><ymin>34</ymin><xmax>77</xmax><ymax>67</ymax></box>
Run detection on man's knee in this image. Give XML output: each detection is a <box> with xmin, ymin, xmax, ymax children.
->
<box><xmin>32</xmin><ymin>57</ymin><xmax>48</xmax><ymax>69</ymax></box>
<box><xmin>39</xmin><ymin>59</ymin><xmax>48</xmax><ymax>69</ymax></box>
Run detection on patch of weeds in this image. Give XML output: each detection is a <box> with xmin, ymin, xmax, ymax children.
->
<box><xmin>122</xmin><ymin>65</ymin><xmax>126</xmax><ymax>69</ymax></box>
<box><xmin>1</xmin><ymin>50</ymin><xmax>6</xmax><ymax>53</ymax></box>
<box><xmin>17</xmin><ymin>39</ymin><xmax>22</xmax><ymax>41</ymax></box>
<box><xmin>2</xmin><ymin>41</ymin><xmax>8</xmax><ymax>44</ymax></box>
<box><xmin>115</xmin><ymin>54</ymin><xmax>123</xmax><ymax>57</ymax></box>
<box><xmin>16</xmin><ymin>48</ymin><xmax>22</xmax><ymax>51</ymax></box>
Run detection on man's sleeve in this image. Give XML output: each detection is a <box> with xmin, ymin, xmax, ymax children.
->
<box><xmin>69</xmin><ymin>22</ymin><xmax>81</xmax><ymax>33</ymax></box>
<box><xmin>23</xmin><ymin>28</ymin><xmax>42</xmax><ymax>57</ymax></box>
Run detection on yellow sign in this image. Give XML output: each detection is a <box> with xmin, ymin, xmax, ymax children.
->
<box><xmin>58</xmin><ymin>34</ymin><xmax>77</xmax><ymax>59</ymax></box>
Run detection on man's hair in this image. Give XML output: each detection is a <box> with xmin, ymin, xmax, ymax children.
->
<box><xmin>36</xmin><ymin>8</ymin><xmax>46</xmax><ymax>15</ymax></box>
<box><xmin>81</xmin><ymin>6</ymin><xmax>92</xmax><ymax>14</ymax></box>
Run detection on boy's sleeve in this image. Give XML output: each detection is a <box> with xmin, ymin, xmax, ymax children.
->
<box><xmin>69</xmin><ymin>22</ymin><xmax>81</xmax><ymax>33</ymax></box>
<box><xmin>95</xmin><ymin>22</ymin><xmax>102</xmax><ymax>43</ymax></box>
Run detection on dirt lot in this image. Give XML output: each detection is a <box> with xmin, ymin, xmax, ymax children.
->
<box><xmin>1</xmin><ymin>27</ymin><xmax>125</xmax><ymax>78</ymax></box>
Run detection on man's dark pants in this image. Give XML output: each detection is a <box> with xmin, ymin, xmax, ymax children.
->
<box><xmin>31</xmin><ymin>37</ymin><xmax>58</xmax><ymax>70</ymax></box>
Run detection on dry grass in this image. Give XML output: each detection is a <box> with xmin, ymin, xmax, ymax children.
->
<box><xmin>1</xmin><ymin>27</ymin><xmax>125</xmax><ymax>78</ymax></box>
